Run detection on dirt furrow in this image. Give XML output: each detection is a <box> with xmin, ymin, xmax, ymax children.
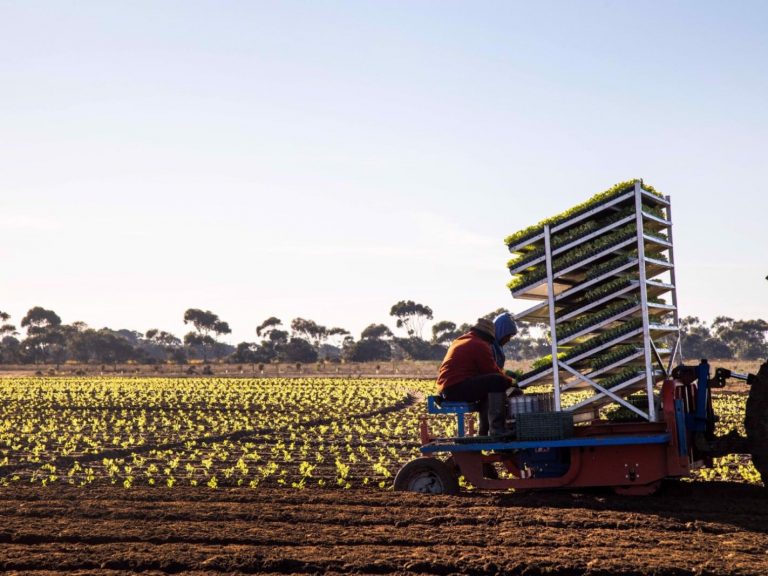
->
<box><xmin>0</xmin><ymin>485</ymin><xmax>766</xmax><ymax>575</ymax></box>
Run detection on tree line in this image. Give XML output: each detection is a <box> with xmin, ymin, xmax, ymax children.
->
<box><xmin>0</xmin><ymin>302</ymin><xmax>766</xmax><ymax>366</ymax></box>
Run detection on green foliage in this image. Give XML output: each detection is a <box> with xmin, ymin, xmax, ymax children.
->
<box><xmin>645</xmin><ymin>230</ymin><xmax>669</xmax><ymax>244</ymax></box>
<box><xmin>644</xmin><ymin>250</ymin><xmax>669</xmax><ymax>262</ymax></box>
<box><xmin>582</xmin><ymin>276</ymin><xmax>636</xmax><ymax>303</ymax></box>
<box><xmin>183</xmin><ymin>309</ymin><xmax>231</xmax><ymax>363</ymax></box>
<box><xmin>508</xmin><ymin>222</ymin><xmax>639</xmax><ymax>291</ymax></box>
<box><xmin>183</xmin><ymin>309</ymin><xmax>231</xmax><ymax>337</ymax></box>
<box><xmin>598</xmin><ymin>367</ymin><xmax>641</xmax><ymax>389</ymax></box>
<box><xmin>290</xmin><ymin>318</ymin><xmax>328</xmax><ymax>348</ymax></box>
<box><xmin>584</xmin><ymin>254</ymin><xmax>634</xmax><ymax>280</ymax></box>
<box><xmin>557</xmin><ymin>299</ymin><xmax>639</xmax><ymax>339</ymax></box>
<box><xmin>505</xmin><ymin>369</ymin><xmax>525</xmax><ymax>380</ymax></box>
<box><xmin>361</xmin><ymin>323</ymin><xmax>394</xmax><ymax>340</ymax></box>
<box><xmin>604</xmin><ymin>393</ymin><xmax>654</xmax><ymax>421</ymax></box>
<box><xmin>532</xmin><ymin>352</ymin><xmax>566</xmax><ymax>370</ymax></box>
<box><xmin>256</xmin><ymin>317</ymin><xmax>282</xmax><ymax>338</ymax></box>
<box><xmin>583</xmin><ymin>249</ymin><xmax>668</xmax><ymax>281</ymax></box>
<box><xmin>392</xmin><ymin>337</ymin><xmax>447</xmax><ymax>361</ymax></box>
<box><xmin>389</xmin><ymin>300</ymin><xmax>433</xmax><ymax>339</ymax></box>
<box><xmin>587</xmin><ymin>345</ymin><xmax>639</xmax><ymax>371</ymax></box>
<box><xmin>520</xmin><ymin>318</ymin><xmax>645</xmax><ymax>382</ymax></box>
<box><xmin>519</xmin><ymin>352</ymin><xmax>566</xmax><ymax>380</ymax></box>
<box><xmin>507</xmin><ymin>202</ymin><xmax>667</xmax><ymax>274</ymax></box>
<box><xmin>0</xmin><ymin>376</ymin><xmax>440</xmax><ymax>490</ymax></box>
<box><xmin>682</xmin><ymin>316</ymin><xmax>768</xmax><ymax>360</ymax></box>
<box><xmin>567</xmin><ymin>318</ymin><xmax>643</xmax><ymax>357</ymax></box>
<box><xmin>504</xmin><ymin>179</ymin><xmax>663</xmax><ymax>248</ymax></box>
<box><xmin>431</xmin><ymin>321</ymin><xmax>459</xmax><ymax>345</ymax></box>
<box><xmin>278</xmin><ymin>338</ymin><xmax>318</xmax><ymax>363</ymax></box>
<box><xmin>21</xmin><ymin>306</ymin><xmax>62</xmax><ymax>331</ymax></box>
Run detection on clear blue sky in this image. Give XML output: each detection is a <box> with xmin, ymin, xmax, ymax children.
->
<box><xmin>2</xmin><ymin>1</ymin><xmax>766</xmax><ymax>344</ymax></box>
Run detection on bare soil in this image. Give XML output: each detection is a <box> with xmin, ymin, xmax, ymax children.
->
<box><xmin>1</xmin><ymin>482</ymin><xmax>766</xmax><ymax>575</ymax></box>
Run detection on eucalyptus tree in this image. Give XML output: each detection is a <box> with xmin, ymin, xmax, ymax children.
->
<box><xmin>389</xmin><ymin>300</ymin><xmax>433</xmax><ymax>338</ymax></box>
<box><xmin>183</xmin><ymin>309</ymin><xmax>231</xmax><ymax>362</ymax></box>
<box><xmin>20</xmin><ymin>306</ymin><xmax>63</xmax><ymax>363</ymax></box>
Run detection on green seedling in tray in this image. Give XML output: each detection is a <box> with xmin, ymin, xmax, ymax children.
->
<box><xmin>508</xmin><ymin>218</ymin><xmax>671</xmax><ymax>292</ymax></box>
<box><xmin>507</xmin><ymin>202</ymin><xmax>665</xmax><ymax>272</ymax></box>
<box><xmin>519</xmin><ymin>319</ymin><xmax>644</xmax><ymax>381</ymax></box>
<box><xmin>598</xmin><ymin>367</ymin><xmax>642</xmax><ymax>389</ymax></box>
<box><xmin>605</xmin><ymin>393</ymin><xmax>658</xmax><ymax>420</ymax></box>
<box><xmin>582</xmin><ymin>275</ymin><xmax>637</xmax><ymax>303</ymax></box>
<box><xmin>557</xmin><ymin>298</ymin><xmax>640</xmax><ymax>339</ymax></box>
<box><xmin>508</xmin><ymin>222</ymin><xmax>640</xmax><ymax>291</ymax></box>
<box><xmin>504</xmin><ymin>179</ymin><xmax>664</xmax><ymax>249</ymax></box>
<box><xmin>505</xmin><ymin>369</ymin><xmax>525</xmax><ymax>381</ymax></box>
<box><xmin>587</xmin><ymin>345</ymin><xmax>639</xmax><ymax>371</ymax></box>
<box><xmin>584</xmin><ymin>249</ymin><xmax>668</xmax><ymax>281</ymax></box>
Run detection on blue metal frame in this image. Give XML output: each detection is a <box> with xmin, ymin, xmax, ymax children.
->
<box><xmin>674</xmin><ymin>398</ymin><xmax>688</xmax><ymax>457</ymax></box>
<box><xmin>420</xmin><ymin>433</ymin><xmax>671</xmax><ymax>454</ymax></box>
<box><xmin>685</xmin><ymin>361</ymin><xmax>710</xmax><ymax>433</ymax></box>
<box><xmin>426</xmin><ymin>396</ymin><xmax>477</xmax><ymax>437</ymax></box>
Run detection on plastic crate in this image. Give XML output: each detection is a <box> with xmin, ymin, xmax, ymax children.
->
<box><xmin>508</xmin><ymin>393</ymin><xmax>554</xmax><ymax>418</ymax></box>
<box><xmin>516</xmin><ymin>411</ymin><xmax>574</xmax><ymax>441</ymax></box>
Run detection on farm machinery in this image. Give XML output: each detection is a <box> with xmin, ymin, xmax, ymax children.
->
<box><xmin>394</xmin><ymin>180</ymin><xmax>768</xmax><ymax>495</ymax></box>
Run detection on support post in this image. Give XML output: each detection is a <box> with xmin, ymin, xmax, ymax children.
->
<box><xmin>635</xmin><ymin>182</ymin><xmax>657</xmax><ymax>421</ymax></box>
<box><xmin>544</xmin><ymin>224</ymin><xmax>561</xmax><ymax>411</ymax></box>
<box><xmin>664</xmin><ymin>195</ymin><xmax>683</xmax><ymax>368</ymax></box>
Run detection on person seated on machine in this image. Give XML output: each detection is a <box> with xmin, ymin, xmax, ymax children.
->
<box><xmin>437</xmin><ymin>317</ymin><xmax>521</xmax><ymax>437</ymax></box>
<box><xmin>491</xmin><ymin>311</ymin><xmax>518</xmax><ymax>369</ymax></box>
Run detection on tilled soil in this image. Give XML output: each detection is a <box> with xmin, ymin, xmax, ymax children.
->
<box><xmin>1</xmin><ymin>482</ymin><xmax>766</xmax><ymax>575</ymax></box>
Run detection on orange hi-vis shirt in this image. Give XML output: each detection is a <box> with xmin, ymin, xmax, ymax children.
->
<box><xmin>436</xmin><ymin>332</ymin><xmax>509</xmax><ymax>392</ymax></box>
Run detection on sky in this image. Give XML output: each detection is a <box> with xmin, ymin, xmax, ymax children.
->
<box><xmin>2</xmin><ymin>1</ymin><xmax>767</xmax><ymax>345</ymax></box>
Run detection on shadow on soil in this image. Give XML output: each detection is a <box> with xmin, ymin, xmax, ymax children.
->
<box><xmin>489</xmin><ymin>479</ymin><xmax>768</xmax><ymax>533</ymax></box>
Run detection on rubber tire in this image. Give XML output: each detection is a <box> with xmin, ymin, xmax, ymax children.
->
<box><xmin>393</xmin><ymin>457</ymin><xmax>460</xmax><ymax>495</ymax></box>
<box><xmin>745</xmin><ymin>361</ymin><xmax>768</xmax><ymax>485</ymax></box>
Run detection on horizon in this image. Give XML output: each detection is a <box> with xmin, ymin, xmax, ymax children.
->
<box><xmin>3</xmin><ymin>2</ymin><xmax>767</xmax><ymax>344</ymax></box>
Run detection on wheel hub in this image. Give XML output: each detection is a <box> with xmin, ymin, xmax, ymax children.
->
<box><xmin>408</xmin><ymin>471</ymin><xmax>445</xmax><ymax>493</ymax></box>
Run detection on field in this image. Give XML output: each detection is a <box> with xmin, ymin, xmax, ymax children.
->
<box><xmin>1</xmin><ymin>374</ymin><xmax>767</xmax><ymax>575</ymax></box>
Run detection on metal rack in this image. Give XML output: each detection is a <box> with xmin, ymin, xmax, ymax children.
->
<box><xmin>508</xmin><ymin>181</ymin><xmax>682</xmax><ymax>422</ymax></box>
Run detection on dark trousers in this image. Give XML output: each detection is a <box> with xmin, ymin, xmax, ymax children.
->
<box><xmin>443</xmin><ymin>374</ymin><xmax>510</xmax><ymax>435</ymax></box>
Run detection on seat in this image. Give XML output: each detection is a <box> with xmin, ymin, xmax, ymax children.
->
<box><xmin>427</xmin><ymin>395</ymin><xmax>479</xmax><ymax>437</ymax></box>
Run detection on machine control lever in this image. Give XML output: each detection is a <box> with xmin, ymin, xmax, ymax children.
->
<box><xmin>710</xmin><ymin>367</ymin><xmax>757</xmax><ymax>388</ymax></box>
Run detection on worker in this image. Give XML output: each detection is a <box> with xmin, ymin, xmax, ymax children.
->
<box><xmin>437</xmin><ymin>317</ymin><xmax>521</xmax><ymax>437</ymax></box>
<box><xmin>491</xmin><ymin>311</ymin><xmax>518</xmax><ymax>369</ymax></box>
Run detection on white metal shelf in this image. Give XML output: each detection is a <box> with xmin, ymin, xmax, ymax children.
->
<box><xmin>508</xmin><ymin>211</ymin><xmax>636</xmax><ymax>273</ymax></box>
<box><xmin>507</xmin><ymin>182</ymin><xmax>682</xmax><ymax>422</ymax></box>
<box><xmin>642</xmin><ymin>211</ymin><xmax>672</xmax><ymax>228</ymax></box>
<box><xmin>510</xmin><ymin>234</ymin><xmax>674</xmax><ymax>301</ymax></box>
<box><xmin>558</xmin><ymin>305</ymin><xmax>642</xmax><ymax>345</ymax></box>
<box><xmin>556</xmin><ymin>283</ymin><xmax>639</xmax><ymax>322</ymax></box>
<box><xmin>514</xmin><ymin>258</ymin><xmax>674</xmax><ymax>324</ymax></box>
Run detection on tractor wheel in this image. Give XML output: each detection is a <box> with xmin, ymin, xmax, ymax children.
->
<box><xmin>745</xmin><ymin>361</ymin><xmax>768</xmax><ymax>485</ymax></box>
<box><xmin>393</xmin><ymin>457</ymin><xmax>460</xmax><ymax>495</ymax></box>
